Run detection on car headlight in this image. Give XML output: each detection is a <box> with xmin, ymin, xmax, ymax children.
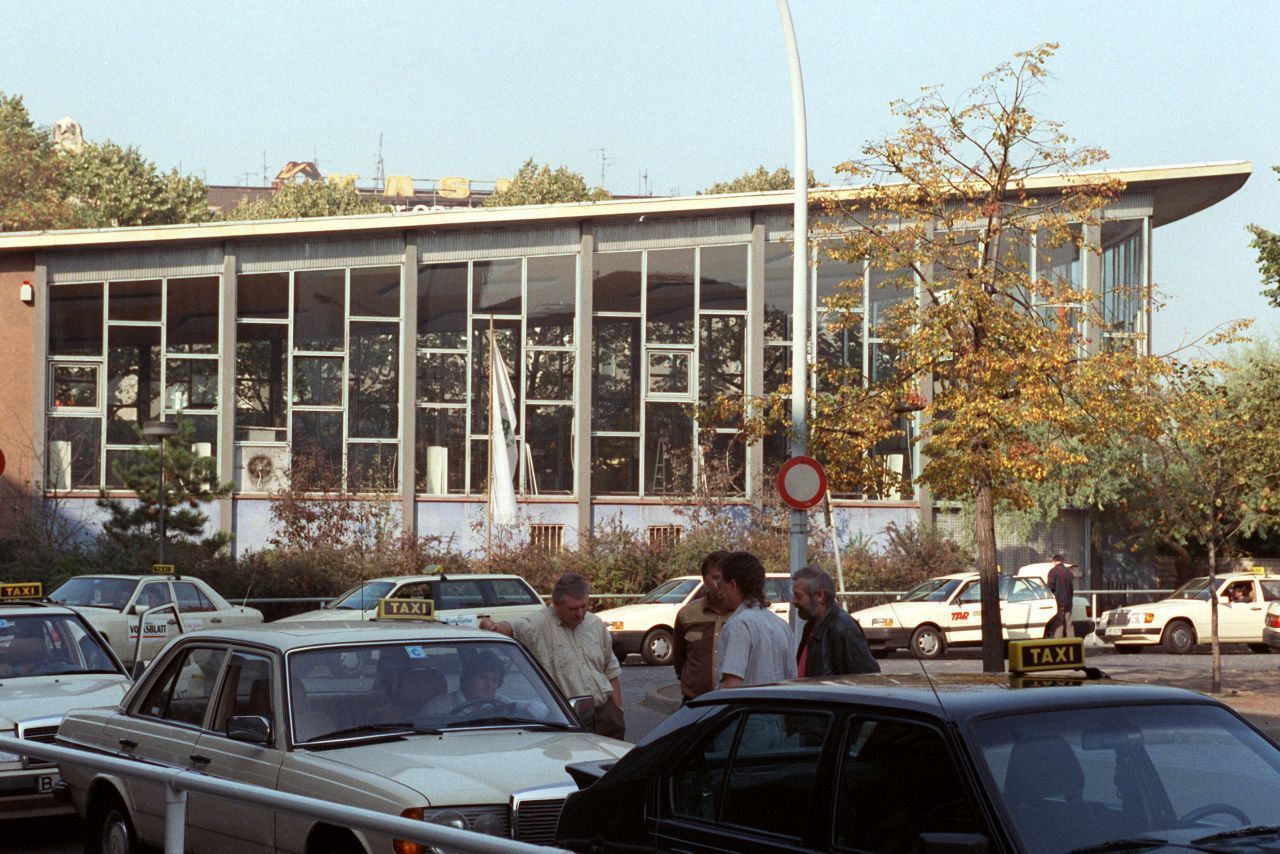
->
<box><xmin>397</xmin><ymin>806</ymin><xmax>506</xmax><ymax>854</ymax></box>
<box><xmin>871</xmin><ymin>618</ymin><xmax>894</xmax><ymax>627</ymax></box>
<box><xmin>607</xmin><ymin>621</ymin><xmax>624</xmax><ymax>631</ymax></box>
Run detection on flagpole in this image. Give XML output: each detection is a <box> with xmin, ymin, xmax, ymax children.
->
<box><xmin>487</xmin><ymin>317</ymin><xmax>494</xmax><ymax>560</ymax></box>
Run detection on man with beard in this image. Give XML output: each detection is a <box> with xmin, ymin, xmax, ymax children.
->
<box><xmin>671</xmin><ymin>550</ymin><xmax>732</xmax><ymax>703</ymax></box>
<box><xmin>792</xmin><ymin>565</ymin><xmax>880</xmax><ymax>677</ymax></box>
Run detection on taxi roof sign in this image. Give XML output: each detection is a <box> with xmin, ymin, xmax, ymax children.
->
<box><xmin>151</xmin><ymin>563</ymin><xmax>175</xmax><ymax>575</ymax></box>
<box><xmin>1007</xmin><ymin>638</ymin><xmax>1085</xmax><ymax>675</ymax></box>
<box><xmin>0</xmin><ymin>581</ymin><xmax>42</xmax><ymax>600</ymax></box>
<box><xmin>376</xmin><ymin>598</ymin><xmax>435</xmax><ymax>620</ymax></box>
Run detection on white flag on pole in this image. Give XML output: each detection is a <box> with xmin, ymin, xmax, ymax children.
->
<box><xmin>489</xmin><ymin>330</ymin><xmax>519</xmax><ymax>525</ymax></box>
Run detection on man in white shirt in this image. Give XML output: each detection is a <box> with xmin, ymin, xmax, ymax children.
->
<box><xmin>715</xmin><ymin>551</ymin><xmax>796</xmax><ymax>688</ymax></box>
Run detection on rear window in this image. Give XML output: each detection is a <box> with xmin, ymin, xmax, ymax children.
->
<box><xmin>486</xmin><ymin>579</ymin><xmax>541</xmax><ymax>606</ymax></box>
<box><xmin>49</xmin><ymin>577</ymin><xmax>139</xmax><ymax>611</ymax></box>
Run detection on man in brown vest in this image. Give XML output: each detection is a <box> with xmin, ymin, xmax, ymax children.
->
<box><xmin>671</xmin><ymin>551</ymin><xmax>732</xmax><ymax>703</ymax></box>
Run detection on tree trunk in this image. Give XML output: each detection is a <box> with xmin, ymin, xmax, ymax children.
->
<box><xmin>974</xmin><ymin>476</ymin><xmax>1004</xmax><ymax>673</ymax></box>
<box><xmin>1209</xmin><ymin>541</ymin><xmax>1221</xmax><ymax>694</ymax></box>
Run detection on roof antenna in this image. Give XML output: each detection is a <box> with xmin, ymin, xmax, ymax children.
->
<box><xmin>884</xmin><ymin>591</ymin><xmax>948</xmax><ymax>718</ymax></box>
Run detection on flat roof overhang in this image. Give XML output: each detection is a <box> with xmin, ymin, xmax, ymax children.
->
<box><xmin>0</xmin><ymin>161</ymin><xmax>1250</xmax><ymax>254</ymax></box>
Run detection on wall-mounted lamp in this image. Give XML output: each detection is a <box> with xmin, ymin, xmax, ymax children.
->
<box><xmin>19</xmin><ymin>280</ymin><xmax>33</xmax><ymax>304</ymax></box>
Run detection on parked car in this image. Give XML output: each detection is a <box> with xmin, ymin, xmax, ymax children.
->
<box><xmin>47</xmin><ymin>574</ymin><xmax>263</xmax><ymax>666</ymax></box>
<box><xmin>276</xmin><ymin>572</ymin><xmax>545</xmax><ymax>628</ymax></box>
<box><xmin>0</xmin><ymin>596</ymin><xmax>131</xmax><ymax>820</ymax></box>
<box><xmin>1095</xmin><ymin>571</ymin><xmax>1280</xmax><ymax>654</ymax></box>
<box><xmin>1015</xmin><ymin>561</ymin><xmax>1094</xmax><ymax>636</ymax></box>
<box><xmin>598</xmin><ymin>574</ymin><xmax>792</xmax><ymax>666</ymax></box>
<box><xmin>852</xmin><ymin>572</ymin><xmax>1058</xmax><ymax>659</ymax></box>
<box><xmin>556</xmin><ymin>646</ymin><xmax>1280</xmax><ymax>853</ymax></box>
<box><xmin>1265</xmin><ymin>601</ymin><xmax>1280</xmax><ymax>651</ymax></box>
<box><xmin>55</xmin><ymin>621</ymin><xmax>630</xmax><ymax>853</ymax></box>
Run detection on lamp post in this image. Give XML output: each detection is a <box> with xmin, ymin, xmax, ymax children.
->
<box><xmin>142</xmin><ymin>420</ymin><xmax>179</xmax><ymax>566</ymax></box>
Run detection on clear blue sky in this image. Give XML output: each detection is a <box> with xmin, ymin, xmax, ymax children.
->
<box><xmin>5</xmin><ymin>1</ymin><xmax>1278</xmax><ymax>354</ymax></box>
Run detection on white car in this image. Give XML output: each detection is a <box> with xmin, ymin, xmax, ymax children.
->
<box><xmin>852</xmin><ymin>572</ymin><xmax>1059</xmax><ymax>659</ymax></box>
<box><xmin>598</xmin><ymin>574</ymin><xmax>792</xmax><ymax>666</ymax></box>
<box><xmin>275</xmin><ymin>573</ymin><xmax>545</xmax><ymax>627</ymax></box>
<box><xmin>47</xmin><ymin>574</ymin><xmax>263</xmax><ymax>666</ymax></box>
<box><xmin>1095</xmin><ymin>572</ymin><xmax>1280</xmax><ymax>654</ymax></box>
<box><xmin>1265</xmin><ymin>601</ymin><xmax>1280</xmax><ymax>651</ymax></box>
<box><xmin>1015</xmin><ymin>562</ymin><xmax>1094</xmax><ymax>636</ymax></box>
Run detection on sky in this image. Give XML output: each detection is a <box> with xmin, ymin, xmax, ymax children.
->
<box><xmin>4</xmin><ymin>1</ymin><xmax>1279</xmax><ymax>354</ymax></box>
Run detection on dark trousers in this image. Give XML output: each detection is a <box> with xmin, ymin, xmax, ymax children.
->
<box><xmin>589</xmin><ymin>699</ymin><xmax>626</xmax><ymax>740</ymax></box>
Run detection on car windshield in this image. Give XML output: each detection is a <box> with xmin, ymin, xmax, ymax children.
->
<box><xmin>328</xmin><ymin>581</ymin><xmax>397</xmax><ymax>610</ymax></box>
<box><xmin>48</xmin><ymin>577</ymin><xmax>138</xmax><ymax>611</ymax></box>
<box><xmin>900</xmin><ymin>577</ymin><xmax>964</xmax><ymax>602</ymax></box>
<box><xmin>638</xmin><ymin>578</ymin><xmax>700</xmax><ymax>604</ymax></box>
<box><xmin>287</xmin><ymin>639</ymin><xmax>575</xmax><ymax>743</ymax></box>
<box><xmin>1169</xmin><ymin>577</ymin><xmax>1214</xmax><ymax>601</ymax></box>
<box><xmin>970</xmin><ymin>703</ymin><xmax>1280</xmax><ymax>853</ymax></box>
<box><xmin>0</xmin><ymin>614</ymin><xmax>121</xmax><ymax>677</ymax></box>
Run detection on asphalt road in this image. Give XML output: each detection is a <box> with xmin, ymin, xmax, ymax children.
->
<box><xmin>7</xmin><ymin>646</ymin><xmax>1277</xmax><ymax>854</ymax></box>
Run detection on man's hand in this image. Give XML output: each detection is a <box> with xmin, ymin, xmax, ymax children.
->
<box><xmin>478</xmin><ymin>617</ymin><xmax>514</xmax><ymax>637</ymax></box>
<box><xmin>719</xmin><ymin>674</ymin><xmax>743</xmax><ymax>690</ymax></box>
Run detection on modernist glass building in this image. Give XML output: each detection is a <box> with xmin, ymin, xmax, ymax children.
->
<box><xmin>0</xmin><ymin>162</ymin><xmax>1249</xmax><ymax>558</ymax></box>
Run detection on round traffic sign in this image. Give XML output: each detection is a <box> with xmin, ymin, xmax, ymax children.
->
<box><xmin>777</xmin><ymin>456</ymin><xmax>827</xmax><ymax>509</ymax></box>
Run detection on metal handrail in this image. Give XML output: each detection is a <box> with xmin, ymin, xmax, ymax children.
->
<box><xmin>0</xmin><ymin>736</ymin><xmax>561</xmax><ymax>854</ymax></box>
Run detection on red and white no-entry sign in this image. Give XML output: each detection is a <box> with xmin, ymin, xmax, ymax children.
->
<box><xmin>777</xmin><ymin>456</ymin><xmax>827</xmax><ymax>509</ymax></box>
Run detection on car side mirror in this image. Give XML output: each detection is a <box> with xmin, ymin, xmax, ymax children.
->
<box><xmin>1219</xmin><ymin>595</ymin><xmax>1231</xmax><ymax>606</ymax></box>
<box><xmin>226</xmin><ymin>715</ymin><xmax>272</xmax><ymax>745</ymax></box>
<box><xmin>569</xmin><ymin>695</ymin><xmax>595</xmax><ymax>727</ymax></box>
<box><xmin>132</xmin><ymin>604</ymin><xmax>147</xmax><ymax>615</ymax></box>
<box><xmin>917</xmin><ymin>832</ymin><xmax>989</xmax><ymax>853</ymax></box>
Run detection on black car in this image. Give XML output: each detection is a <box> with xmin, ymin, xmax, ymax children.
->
<box><xmin>557</xmin><ymin>671</ymin><xmax>1280</xmax><ymax>852</ymax></box>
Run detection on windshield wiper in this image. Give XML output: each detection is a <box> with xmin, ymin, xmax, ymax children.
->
<box><xmin>309</xmin><ymin>722</ymin><xmax>414</xmax><ymax>741</ymax></box>
<box><xmin>1193</xmin><ymin>825</ymin><xmax>1280</xmax><ymax>845</ymax></box>
<box><xmin>1069</xmin><ymin>839</ymin><xmax>1175</xmax><ymax>853</ymax></box>
<box><xmin>443</xmin><ymin>716</ymin><xmax>571</xmax><ymax>730</ymax></box>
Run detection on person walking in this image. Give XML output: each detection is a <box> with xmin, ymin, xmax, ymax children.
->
<box><xmin>792</xmin><ymin>565</ymin><xmax>880</xmax><ymax>677</ymax></box>
<box><xmin>479</xmin><ymin>571</ymin><xmax>625</xmax><ymax>739</ymax></box>
<box><xmin>715</xmin><ymin>551</ymin><xmax>795</xmax><ymax>689</ymax></box>
<box><xmin>672</xmin><ymin>550</ymin><xmax>732</xmax><ymax>703</ymax></box>
<box><xmin>1047</xmin><ymin>554</ymin><xmax>1074</xmax><ymax>638</ymax></box>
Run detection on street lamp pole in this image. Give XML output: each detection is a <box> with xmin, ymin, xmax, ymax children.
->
<box><xmin>142</xmin><ymin>420</ymin><xmax>179</xmax><ymax>567</ymax></box>
<box><xmin>776</xmin><ymin>0</ymin><xmax>810</xmax><ymax>585</ymax></box>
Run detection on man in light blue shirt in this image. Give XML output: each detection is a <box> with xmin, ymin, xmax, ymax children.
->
<box><xmin>715</xmin><ymin>551</ymin><xmax>796</xmax><ymax>688</ymax></box>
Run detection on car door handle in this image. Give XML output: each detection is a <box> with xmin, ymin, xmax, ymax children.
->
<box><xmin>209</xmin><ymin>617</ymin><xmax>222</xmax><ymax>623</ymax></box>
<box><xmin>118</xmin><ymin>738</ymin><xmax>138</xmax><ymax>751</ymax></box>
<box><xmin>189</xmin><ymin>754</ymin><xmax>211</xmax><ymax>766</ymax></box>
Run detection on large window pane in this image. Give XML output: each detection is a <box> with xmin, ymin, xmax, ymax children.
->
<box><xmin>294</xmin><ymin>269</ymin><xmax>344</xmax><ymax>351</ymax></box>
<box><xmin>526</xmin><ymin>405</ymin><xmax>574</xmax><ymax>495</ymax></box>
<box><xmin>418</xmin><ymin>263</ymin><xmax>468</xmax><ymax>349</ymax></box>
<box><xmin>50</xmin><ymin>364</ymin><xmax>99</xmax><ymax>409</ymax></box>
<box><xmin>49</xmin><ymin>282</ymin><xmax>103</xmax><ymax>356</ymax></box>
<box><xmin>348</xmin><ymin>322</ymin><xmax>398</xmax><ymax>438</ymax></box>
<box><xmin>764</xmin><ymin>243</ymin><xmax>793</xmax><ymax>342</ymax></box>
<box><xmin>1038</xmin><ymin>225</ymin><xmax>1082</xmax><ymax>290</ymax></box>
<box><xmin>291</xmin><ymin>411</ymin><xmax>343</xmax><ymax>490</ymax></box>
<box><xmin>349</xmin><ymin>266</ymin><xmax>400</xmax><ymax>318</ymax></box>
<box><xmin>527</xmin><ymin>255</ymin><xmax>575</xmax><ymax>346</ymax></box>
<box><xmin>292</xmin><ymin>356</ymin><xmax>343</xmax><ymax>406</ymax></box>
<box><xmin>235</xmin><ymin>323</ymin><xmax>287</xmax><ymax>441</ymax></box>
<box><xmin>699</xmin><ymin>315</ymin><xmax>744</xmax><ymax>428</ymax></box>
<box><xmin>647</xmin><ymin>351</ymin><xmax>691</xmax><ymax>396</ymax></box>
<box><xmin>702</xmin><ymin>432</ymin><xmax>745</xmax><ymax>496</ymax></box>
<box><xmin>645</xmin><ymin>403</ymin><xmax>692</xmax><ymax>495</ymax></box>
<box><xmin>699</xmin><ymin>244</ymin><xmax>747</xmax><ymax>311</ymax></box>
<box><xmin>646</xmin><ymin>248</ymin><xmax>694</xmax><ymax>344</ymax></box>
<box><xmin>106</xmin><ymin>325</ymin><xmax>161</xmax><ymax>443</ymax></box>
<box><xmin>166</xmin><ymin>276</ymin><xmax>219</xmax><ymax>354</ymax></box>
<box><xmin>416</xmin><ymin>408</ymin><xmax>466</xmax><ymax>494</ymax></box>
<box><xmin>473</xmin><ymin>258</ymin><xmax>521</xmax><ymax>314</ymax></box>
<box><xmin>46</xmin><ymin>417</ymin><xmax>101</xmax><ymax>489</ymax></box>
<box><xmin>348</xmin><ymin>443</ymin><xmax>398</xmax><ymax>491</ymax></box>
<box><xmin>592</xmin><ymin>317</ymin><xmax>640</xmax><ymax>432</ymax></box>
<box><xmin>417</xmin><ymin>352</ymin><xmax>467</xmax><ymax>404</ymax></box>
<box><xmin>1102</xmin><ymin>220</ymin><xmax>1144</xmax><ymax>334</ymax></box>
<box><xmin>165</xmin><ymin>358</ymin><xmax>217</xmax><ymax>411</ymax></box>
<box><xmin>237</xmin><ymin>272</ymin><xmax>289</xmax><ymax>319</ymax></box>
<box><xmin>527</xmin><ymin>350</ymin><xmax>573</xmax><ymax>402</ymax></box>
<box><xmin>470</xmin><ymin>320</ymin><xmax>520</xmax><ymax>434</ymax></box>
<box><xmin>593</xmin><ymin>252</ymin><xmax>641</xmax><ymax>313</ymax></box>
<box><xmin>868</xmin><ymin>265</ymin><xmax>912</xmax><ymax>329</ymax></box>
<box><xmin>592</xmin><ymin>436</ymin><xmax>639</xmax><ymax>496</ymax></box>
<box><xmin>108</xmin><ymin>279</ymin><xmax>161</xmax><ymax>322</ymax></box>
<box><xmin>816</xmin><ymin>312</ymin><xmax>863</xmax><ymax>380</ymax></box>
<box><xmin>105</xmin><ymin>448</ymin><xmax>143</xmax><ymax>489</ymax></box>
<box><xmin>763</xmin><ymin>345</ymin><xmax>790</xmax><ymax>395</ymax></box>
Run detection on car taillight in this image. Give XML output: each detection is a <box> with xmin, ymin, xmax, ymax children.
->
<box><xmin>1267</xmin><ymin>613</ymin><xmax>1280</xmax><ymax>629</ymax></box>
<box><xmin>395</xmin><ymin>808</ymin><xmax>425</xmax><ymax>854</ymax></box>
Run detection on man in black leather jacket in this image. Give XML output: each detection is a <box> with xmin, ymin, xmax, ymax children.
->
<box><xmin>792</xmin><ymin>565</ymin><xmax>880</xmax><ymax>677</ymax></box>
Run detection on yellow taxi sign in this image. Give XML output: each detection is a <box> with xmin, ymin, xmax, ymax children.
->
<box><xmin>0</xmin><ymin>582</ymin><xmax>42</xmax><ymax>600</ymax></box>
<box><xmin>1007</xmin><ymin>638</ymin><xmax>1085</xmax><ymax>674</ymax></box>
<box><xmin>1250</xmin><ymin>566</ymin><xmax>1267</xmax><ymax>575</ymax></box>
<box><xmin>151</xmin><ymin>564</ymin><xmax>175</xmax><ymax>575</ymax></box>
<box><xmin>376</xmin><ymin>598</ymin><xmax>435</xmax><ymax>620</ymax></box>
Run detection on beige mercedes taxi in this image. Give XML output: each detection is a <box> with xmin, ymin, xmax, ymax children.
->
<box><xmin>275</xmin><ymin>572</ymin><xmax>544</xmax><ymax>628</ymax></box>
<box><xmin>55</xmin><ymin>619</ymin><xmax>630</xmax><ymax>853</ymax></box>
<box><xmin>0</xmin><ymin>591</ymin><xmax>131</xmax><ymax>820</ymax></box>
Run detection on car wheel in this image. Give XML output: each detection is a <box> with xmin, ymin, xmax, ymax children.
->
<box><xmin>1247</xmin><ymin>643</ymin><xmax>1272</xmax><ymax>654</ymax></box>
<box><xmin>910</xmin><ymin>625</ymin><xmax>945</xmax><ymax>660</ymax></box>
<box><xmin>92</xmin><ymin>793</ymin><xmax>140</xmax><ymax>854</ymax></box>
<box><xmin>1162</xmin><ymin>620</ymin><xmax>1196</xmax><ymax>655</ymax></box>
<box><xmin>1115</xmin><ymin>644</ymin><xmax>1144</xmax><ymax>655</ymax></box>
<box><xmin>641</xmin><ymin>627</ymin><xmax>674</xmax><ymax>666</ymax></box>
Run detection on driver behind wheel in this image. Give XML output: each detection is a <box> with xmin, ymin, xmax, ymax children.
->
<box><xmin>427</xmin><ymin>651</ymin><xmax>506</xmax><ymax>714</ymax></box>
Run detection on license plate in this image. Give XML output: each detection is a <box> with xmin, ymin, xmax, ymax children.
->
<box><xmin>36</xmin><ymin>774</ymin><xmax>58</xmax><ymax>794</ymax></box>
<box><xmin>1105</xmin><ymin>627</ymin><xmax>1121</xmax><ymax>637</ymax></box>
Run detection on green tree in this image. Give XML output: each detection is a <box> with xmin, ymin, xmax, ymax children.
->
<box><xmin>96</xmin><ymin>418</ymin><xmax>234</xmax><ymax>569</ymax></box>
<box><xmin>484</xmin><ymin>159</ymin><xmax>610</xmax><ymax>207</ymax></box>
<box><xmin>1249</xmin><ymin>166</ymin><xmax>1280</xmax><ymax>306</ymax></box>
<box><xmin>703</xmin><ymin>165</ymin><xmax>820</xmax><ymax>194</ymax></box>
<box><xmin>0</xmin><ymin>92</ymin><xmax>68</xmax><ymax>230</ymax></box>
<box><xmin>61</xmin><ymin>140</ymin><xmax>216</xmax><ymax>228</ymax></box>
<box><xmin>229</xmin><ymin>179</ymin><xmax>390</xmax><ymax>220</ymax></box>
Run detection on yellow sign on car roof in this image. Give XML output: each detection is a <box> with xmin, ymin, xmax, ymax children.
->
<box><xmin>1007</xmin><ymin>638</ymin><xmax>1085</xmax><ymax>675</ymax></box>
<box><xmin>376</xmin><ymin>598</ymin><xmax>436</xmax><ymax>620</ymax></box>
<box><xmin>0</xmin><ymin>581</ymin><xmax>42</xmax><ymax>600</ymax></box>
